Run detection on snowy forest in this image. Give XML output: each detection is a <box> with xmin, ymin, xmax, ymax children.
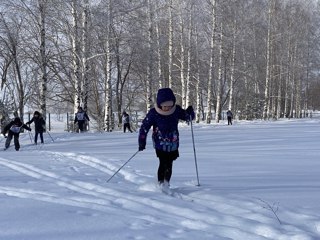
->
<box><xmin>0</xmin><ymin>0</ymin><xmax>320</xmax><ymax>131</ymax></box>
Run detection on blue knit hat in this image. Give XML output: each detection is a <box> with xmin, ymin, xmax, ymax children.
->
<box><xmin>156</xmin><ymin>88</ymin><xmax>176</xmax><ymax>108</ymax></box>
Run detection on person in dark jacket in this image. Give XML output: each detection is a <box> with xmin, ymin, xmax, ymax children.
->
<box><xmin>26</xmin><ymin>111</ymin><xmax>46</xmax><ymax>144</ymax></box>
<box><xmin>226</xmin><ymin>110</ymin><xmax>233</xmax><ymax>125</ymax></box>
<box><xmin>138</xmin><ymin>88</ymin><xmax>195</xmax><ymax>186</ymax></box>
<box><xmin>74</xmin><ymin>107</ymin><xmax>90</xmax><ymax>132</ymax></box>
<box><xmin>122</xmin><ymin>111</ymin><xmax>133</xmax><ymax>133</ymax></box>
<box><xmin>2</xmin><ymin>117</ymin><xmax>31</xmax><ymax>151</ymax></box>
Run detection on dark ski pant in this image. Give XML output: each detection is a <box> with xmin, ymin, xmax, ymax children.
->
<box><xmin>34</xmin><ymin>131</ymin><xmax>44</xmax><ymax>144</ymax></box>
<box><xmin>227</xmin><ymin>117</ymin><xmax>232</xmax><ymax>125</ymax></box>
<box><xmin>5</xmin><ymin>131</ymin><xmax>20</xmax><ymax>150</ymax></box>
<box><xmin>76</xmin><ymin>120</ymin><xmax>86</xmax><ymax>132</ymax></box>
<box><xmin>123</xmin><ymin>123</ymin><xmax>132</xmax><ymax>133</ymax></box>
<box><xmin>156</xmin><ymin>149</ymin><xmax>179</xmax><ymax>183</ymax></box>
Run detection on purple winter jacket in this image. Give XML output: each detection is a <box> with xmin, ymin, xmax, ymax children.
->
<box><xmin>138</xmin><ymin>105</ymin><xmax>194</xmax><ymax>152</ymax></box>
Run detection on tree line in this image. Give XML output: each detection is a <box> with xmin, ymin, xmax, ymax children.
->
<box><xmin>0</xmin><ymin>0</ymin><xmax>319</xmax><ymax>131</ymax></box>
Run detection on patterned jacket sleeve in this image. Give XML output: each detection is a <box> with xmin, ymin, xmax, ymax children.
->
<box><xmin>186</xmin><ymin>107</ymin><xmax>195</xmax><ymax>121</ymax></box>
<box><xmin>177</xmin><ymin>105</ymin><xmax>195</xmax><ymax>122</ymax></box>
<box><xmin>138</xmin><ymin>110</ymin><xmax>154</xmax><ymax>149</ymax></box>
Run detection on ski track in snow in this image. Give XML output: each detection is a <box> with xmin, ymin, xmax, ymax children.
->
<box><xmin>0</xmin><ymin>146</ymin><xmax>318</xmax><ymax>240</ymax></box>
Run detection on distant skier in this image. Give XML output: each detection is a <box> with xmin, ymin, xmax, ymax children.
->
<box><xmin>74</xmin><ymin>107</ymin><xmax>90</xmax><ymax>132</ymax></box>
<box><xmin>138</xmin><ymin>88</ymin><xmax>195</xmax><ymax>186</ymax></box>
<box><xmin>122</xmin><ymin>111</ymin><xmax>133</xmax><ymax>133</ymax></box>
<box><xmin>26</xmin><ymin>111</ymin><xmax>46</xmax><ymax>145</ymax></box>
<box><xmin>227</xmin><ymin>110</ymin><xmax>233</xmax><ymax>125</ymax></box>
<box><xmin>2</xmin><ymin>117</ymin><xmax>31</xmax><ymax>151</ymax></box>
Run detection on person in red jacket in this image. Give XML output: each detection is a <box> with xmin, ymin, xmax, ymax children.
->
<box><xmin>2</xmin><ymin>117</ymin><xmax>31</xmax><ymax>151</ymax></box>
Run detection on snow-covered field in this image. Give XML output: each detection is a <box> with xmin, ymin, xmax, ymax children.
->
<box><xmin>0</xmin><ymin>118</ymin><xmax>319</xmax><ymax>239</ymax></box>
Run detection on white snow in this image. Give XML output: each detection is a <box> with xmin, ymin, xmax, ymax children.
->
<box><xmin>0</xmin><ymin>118</ymin><xmax>320</xmax><ymax>239</ymax></box>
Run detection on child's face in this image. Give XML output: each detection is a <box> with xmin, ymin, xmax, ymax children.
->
<box><xmin>161</xmin><ymin>105</ymin><xmax>173</xmax><ymax>111</ymax></box>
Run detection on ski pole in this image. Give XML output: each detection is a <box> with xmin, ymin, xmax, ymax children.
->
<box><xmin>190</xmin><ymin>115</ymin><xmax>200</xmax><ymax>186</ymax></box>
<box><xmin>107</xmin><ymin>150</ymin><xmax>139</xmax><ymax>183</ymax></box>
<box><xmin>28</xmin><ymin>131</ymin><xmax>33</xmax><ymax>144</ymax></box>
<box><xmin>46</xmin><ymin>131</ymin><xmax>54</xmax><ymax>142</ymax></box>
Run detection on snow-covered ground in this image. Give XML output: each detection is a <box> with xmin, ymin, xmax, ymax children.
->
<box><xmin>0</xmin><ymin>118</ymin><xmax>319</xmax><ymax>239</ymax></box>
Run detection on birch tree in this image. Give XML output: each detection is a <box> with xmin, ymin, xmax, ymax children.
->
<box><xmin>228</xmin><ymin>19</ymin><xmax>236</xmax><ymax>112</ymax></box>
<box><xmin>103</xmin><ymin>0</ymin><xmax>113</xmax><ymax>132</ymax></box>
<box><xmin>185</xmin><ymin>0</ymin><xmax>194</xmax><ymax>109</ymax></box>
<box><xmin>71</xmin><ymin>0</ymin><xmax>81</xmax><ymax>114</ymax></box>
<box><xmin>206</xmin><ymin>0</ymin><xmax>216</xmax><ymax>124</ymax></box>
<box><xmin>168</xmin><ymin>0</ymin><xmax>173</xmax><ymax>88</ymax></box>
<box><xmin>179</xmin><ymin>8</ymin><xmax>186</xmax><ymax>108</ymax></box>
<box><xmin>0</xmin><ymin>12</ymin><xmax>26</xmax><ymax>119</ymax></box>
<box><xmin>263</xmin><ymin>0</ymin><xmax>274</xmax><ymax>120</ymax></box>
<box><xmin>214</xmin><ymin>21</ymin><xmax>223</xmax><ymax>123</ymax></box>
<box><xmin>38</xmin><ymin>0</ymin><xmax>48</xmax><ymax>123</ymax></box>
<box><xmin>81</xmin><ymin>0</ymin><xmax>90</xmax><ymax>112</ymax></box>
<box><xmin>146</xmin><ymin>0</ymin><xmax>154</xmax><ymax>110</ymax></box>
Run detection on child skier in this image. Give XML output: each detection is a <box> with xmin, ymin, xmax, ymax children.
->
<box><xmin>138</xmin><ymin>88</ymin><xmax>195</xmax><ymax>186</ymax></box>
<box><xmin>122</xmin><ymin>111</ymin><xmax>133</xmax><ymax>133</ymax></box>
<box><xmin>74</xmin><ymin>107</ymin><xmax>90</xmax><ymax>132</ymax></box>
<box><xmin>2</xmin><ymin>117</ymin><xmax>31</xmax><ymax>151</ymax></box>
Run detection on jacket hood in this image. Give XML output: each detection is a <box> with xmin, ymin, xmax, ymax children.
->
<box><xmin>14</xmin><ymin>117</ymin><xmax>22</xmax><ymax>124</ymax></box>
<box><xmin>156</xmin><ymin>88</ymin><xmax>176</xmax><ymax>108</ymax></box>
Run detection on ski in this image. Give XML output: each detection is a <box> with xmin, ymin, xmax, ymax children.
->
<box><xmin>159</xmin><ymin>183</ymin><xmax>184</xmax><ymax>199</ymax></box>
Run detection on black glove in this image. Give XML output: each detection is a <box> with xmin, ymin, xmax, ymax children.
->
<box><xmin>138</xmin><ymin>145</ymin><xmax>145</xmax><ymax>151</ymax></box>
<box><xmin>186</xmin><ymin>106</ymin><xmax>194</xmax><ymax>114</ymax></box>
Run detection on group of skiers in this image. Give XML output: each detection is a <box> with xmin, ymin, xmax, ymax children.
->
<box><xmin>1</xmin><ymin>111</ymin><xmax>45</xmax><ymax>151</ymax></box>
<box><xmin>1</xmin><ymin>87</ymin><xmax>232</xmax><ymax>187</ymax></box>
<box><xmin>1</xmin><ymin>107</ymin><xmax>91</xmax><ymax>151</ymax></box>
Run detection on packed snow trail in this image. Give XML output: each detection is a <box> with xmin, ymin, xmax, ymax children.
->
<box><xmin>0</xmin><ymin>120</ymin><xmax>319</xmax><ymax>239</ymax></box>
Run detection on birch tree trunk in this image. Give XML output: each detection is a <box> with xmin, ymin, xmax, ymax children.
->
<box><xmin>104</xmin><ymin>0</ymin><xmax>113</xmax><ymax>132</ymax></box>
<box><xmin>146</xmin><ymin>0</ymin><xmax>154</xmax><ymax>110</ymax></box>
<box><xmin>206</xmin><ymin>0</ymin><xmax>216</xmax><ymax>124</ymax></box>
<box><xmin>72</xmin><ymin>0</ymin><xmax>81</xmax><ymax>113</ymax></box>
<box><xmin>242</xmin><ymin>44</ymin><xmax>249</xmax><ymax>120</ymax></box>
<box><xmin>155</xmin><ymin>1</ymin><xmax>163</xmax><ymax>89</ymax></box>
<box><xmin>289</xmin><ymin>44</ymin><xmax>298</xmax><ymax>118</ymax></box>
<box><xmin>185</xmin><ymin>2</ymin><xmax>193</xmax><ymax>109</ymax></box>
<box><xmin>215</xmin><ymin>21</ymin><xmax>223</xmax><ymax>123</ymax></box>
<box><xmin>81</xmin><ymin>0</ymin><xmax>89</xmax><ymax>112</ymax></box>
<box><xmin>38</xmin><ymin>0</ymin><xmax>47</xmax><ymax>123</ymax></box>
<box><xmin>168</xmin><ymin>0</ymin><xmax>173</xmax><ymax>88</ymax></box>
<box><xmin>276</xmin><ymin>61</ymin><xmax>283</xmax><ymax>119</ymax></box>
<box><xmin>195</xmin><ymin>26</ymin><xmax>202</xmax><ymax>123</ymax></box>
<box><xmin>263</xmin><ymin>0</ymin><xmax>274</xmax><ymax>120</ymax></box>
<box><xmin>179</xmin><ymin>12</ymin><xmax>186</xmax><ymax>108</ymax></box>
<box><xmin>295</xmin><ymin>59</ymin><xmax>302</xmax><ymax>118</ymax></box>
<box><xmin>284</xmin><ymin>27</ymin><xmax>292</xmax><ymax>118</ymax></box>
<box><xmin>228</xmin><ymin>19</ymin><xmax>236</xmax><ymax>111</ymax></box>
